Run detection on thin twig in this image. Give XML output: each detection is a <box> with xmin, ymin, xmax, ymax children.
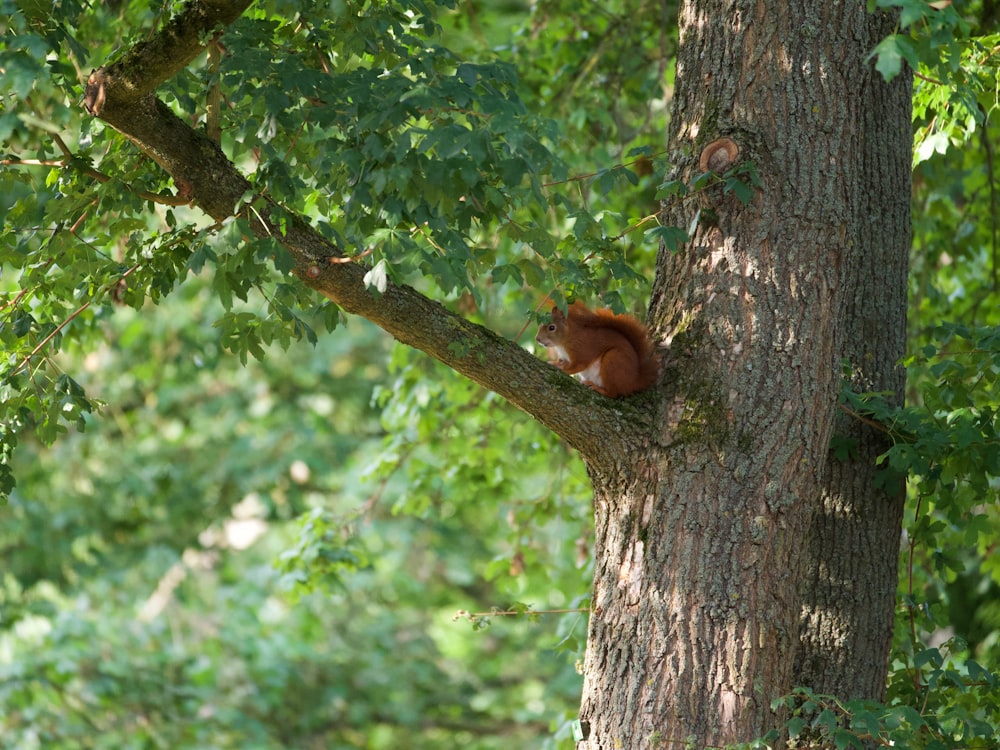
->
<box><xmin>838</xmin><ymin>402</ymin><xmax>893</xmax><ymax>435</ymax></box>
<box><xmin>1</xmin><ymin>157</ymin><xmax>192</xmax><ymax>207</ymax></box>
<box><xmin>453</xmin><ymin>607</ymin><xmax>590</xmax><ymax>620</ymax></box>
<box><xmin>7</xmin><ymin>264</ymin><xmax>141</xmax><ymax>379</ymax></box>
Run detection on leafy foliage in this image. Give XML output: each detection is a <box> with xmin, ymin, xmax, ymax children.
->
<box><xmin>869</xmin><ymin>0</ymin><xmax>1000</xmax><ymax>163</ymax></box>
<box><xmin>3</xmin><ymin>0</ymin><xmax>1000</xmax><ymax>746</ymax></box>
<box><xmin>0</xmin><ymin>267</ymin><xmax>586</xmax><ymax>748</ymax></box>
<box><xmin>0</xmin><ymin>517</ymin><xmax>582</xmax><ymax>750</ymax></box>
<box><xmin>0</xmin><ymin>0</ymin><xmax>675</xmax><ymax>493</ymax></box>
<box><xmin>771</xmin><ymin>680</ymin><xmax>1000</xmax><ymax>749</ymax></box>
<box><xmin>842</xmin><ymin>323</ymin><xmax>1000</xmax><ymax>503</ymax></box>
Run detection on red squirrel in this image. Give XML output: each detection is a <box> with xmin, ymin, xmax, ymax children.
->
<box><xmin>536</xmin><ymin>301</ymin><xmax>657</xmax><ymax>398</ymax></box>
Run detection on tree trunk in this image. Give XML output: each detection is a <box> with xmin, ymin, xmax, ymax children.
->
<box><xmin>795</xmin><ymin>7</ymin><xmax>912</xmax><ymax>697</ymax></box>
<box><xmin>576</xmin><ymin>0</ymin><xmax>911</xmax><ymax>745</ymax></box>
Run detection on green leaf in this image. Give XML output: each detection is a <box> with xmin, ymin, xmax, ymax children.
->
<box><xmin>849</xmin><ymin>709</ymin><xmax>883</xmax><ymax>738</ymax></box>
<box><xmin>786</xmin><ymin>717</ymin><xmax>807</xmax><ymax>737</ymax></box>
<box><xmin>871</xmin><ymin>35</ymin><xmax>918</xmax><ymax>81</ymax></box>
<box><xmin>655</xmin><ymin>179</ymin><xmax>688</xmax><ymax>200</ymax></box>
<box><xmin>644</xmin><ymin>224</ymin><xmax>688</xmax><ymax>253</ymax></box>
<box><xmin>812</xmin><ymin>708</ymin><xmax>838</xmax><ymax>733</ymax></box>
<box><xmin>914</xmin><ymin>647</ymin><xmax>943</xmax><ymax>669</ymax></box>
<box><xmin>833</xmin><ymin>729</ymin><xmax>864</xmax><ymax>750</ymax></box>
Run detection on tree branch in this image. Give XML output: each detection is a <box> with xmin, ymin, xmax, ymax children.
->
<box><xmin>0</xmin><ymin>157</ymin><xmax>192</xmax><ymax>207</ymax></box>
<box><xmin>79</xmin><ymin>0</ymin><xmax>652</xmax><ymax>466</ymax></box>
<box><xmin>84</xmin><ymin>0</ymin><xmax>254</xmax><ymax>111</ymax></box>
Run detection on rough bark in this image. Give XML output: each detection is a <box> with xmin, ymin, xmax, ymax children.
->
<box><xmin>795</xmin><ymin>8</ymin><xmax>912</xmax><ymax>697</ymax></box>
<box><xmin>576</xmin><ymin>0</ymin><xmax>911</xmax><ymax>746</ymax></box>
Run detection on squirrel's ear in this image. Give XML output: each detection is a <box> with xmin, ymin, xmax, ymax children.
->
<box><xmin>550</xmin><ymin>306</ymin><xmax>565</xmax><ymax>322</ymax></box>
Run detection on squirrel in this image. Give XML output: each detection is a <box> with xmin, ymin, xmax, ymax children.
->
<box><xmin>536</xmin><ymin>301</ymin><xmax>658</xmax><ymax>398</ymax></box>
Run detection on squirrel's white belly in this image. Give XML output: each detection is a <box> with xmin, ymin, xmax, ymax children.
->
<box><xmin>577</xmin><ymin>358</ymin><xmax>604</xmax><ymax>388</ymax></box>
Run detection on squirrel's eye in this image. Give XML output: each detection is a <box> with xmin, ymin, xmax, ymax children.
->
<box><xmin>548</xmin><ymin>324</ymin><xmax>556</xmax><ymax>331</ymax></box>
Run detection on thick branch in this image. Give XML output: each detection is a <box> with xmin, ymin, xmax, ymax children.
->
<box><xmin>79</xmin><ymin>1</ymin><xmax>651</xmax><ymax>467</ymax></box>
<box><xmin>84</xmin><ymin>0</ymin><xmax>252</xmax><ymax>111</ymax></box>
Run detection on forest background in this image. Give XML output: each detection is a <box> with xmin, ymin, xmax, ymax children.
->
<box><xmin>2</xmin><ymin>0</ymin><xmax>1000</xmax><ymax>747</ymax></box>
